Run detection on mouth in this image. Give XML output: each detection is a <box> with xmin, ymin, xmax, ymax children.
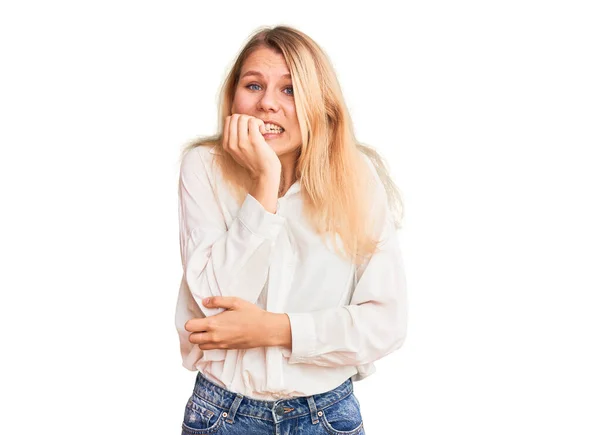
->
<box><xmin>263</xmin><ymin>122</ymin><xmax>285</xmax><ymax>136</ymax></box>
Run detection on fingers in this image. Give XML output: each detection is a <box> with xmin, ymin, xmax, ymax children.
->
<box><xmin>185</xmin><ymin>319</ymin><xmax>219</xmax><ymax>348</ymax></box>
<box><xmin>223</xmin><ymin>115</ymin><xmax>273</xmax><ymax>177</ymax></box>
<box><xmin>188</xmin><ymin>331</ymin><xmax>208</xmax><ymax>344</ymax></box>
<box><xmin>188</xmin><ymin>331</ymin><xmax>224</xmax><ymax>349</ymax></box>
<box><xmin>248</xmin><ymin>118</ymin><xmax>265</xmax><ymax>146</ymax></box>
<box><xmin>225</xmin><ymin>114</ymin><xmax>261</xmax><ymax>152</ymax></box>
<box><xmin>237</xmin><ymin>114</ymin><xmax>250</xmax><ymax>150</ymax></box>
<box><xmin>228</xmin><ymin>113</ymin><xmax>240</xmax><ymax>152</ymax></box>
<box><xmin>204</xmin><ymin>296</ymin><xmax>238</xmax><ymax>310</ymax></box>
<box><xmin>184</xmin><ymin>318</ymin><xmax>210</xmax><ymax>333</ymax></box>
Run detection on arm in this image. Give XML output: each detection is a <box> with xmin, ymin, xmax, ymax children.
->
<box><xmin>179</xmin><ymin>147</ymin><xmax>284</xmax><ymax>317</ymax></box>
<box><xmin>266</xmin><ymin>313</ymin><xmax>293</xmax><ymax>349</ymax></box>
<box><xmin>281</xmin><ymin>235</ymin><xmax>407</xmax><ymax>367</ymax></box>
<box><xmin>279</xmin><ymin>177</ymin><xmax>408</xmax><ymax>367</ymax></box>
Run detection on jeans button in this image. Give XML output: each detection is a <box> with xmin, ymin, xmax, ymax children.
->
<box><xmin>275</xmin><ymin>406</ymin><xmax>285</xmax><ymax>416</ymax></box>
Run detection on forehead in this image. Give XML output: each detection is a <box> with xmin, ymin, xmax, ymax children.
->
<box><xmin>240</xmin><ymin>47</ymin><xmax>290</xmax><ymax>79</ymax></box>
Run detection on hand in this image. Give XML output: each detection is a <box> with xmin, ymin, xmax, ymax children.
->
<box><xmin>185</xmin><ymin>296</ymin><xmax>277</xmax><ymax>350</ymax></box>
<box><xmin>223</xmin><ymin>114</ymin><xmax>282</xmax><ymax>180</ymax></box>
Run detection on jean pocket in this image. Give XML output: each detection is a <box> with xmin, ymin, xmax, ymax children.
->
<box><xmin>181</xmin><ymin>393</ymin><xmax>225</xmax><ymax>434</ymax></box>
<box><xmin>319</xmin><ymin>392</ymin><xmax>364</xmax><ymax>435</ymax></box>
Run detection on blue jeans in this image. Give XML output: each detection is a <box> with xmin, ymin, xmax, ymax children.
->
<box><xmin>181</xmin><ymin>371</ymin><xmax>366</xmax><ymax>434</ymax></box>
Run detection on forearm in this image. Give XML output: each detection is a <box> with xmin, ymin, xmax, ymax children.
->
<box><xmin>250</xmin><ymin>175</ymin><xmax>280</xmax><ymax>214</ymax></box>
<box><xmin>265</xmin><ymin>312</ymin><xmax>292</xmax><ymax>349</ymax></box>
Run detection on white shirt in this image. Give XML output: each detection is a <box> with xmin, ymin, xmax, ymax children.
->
<box><xmin>174</xmin><ymin>144</ymin><xmax>407</xmax><ymax>400</ymax></box>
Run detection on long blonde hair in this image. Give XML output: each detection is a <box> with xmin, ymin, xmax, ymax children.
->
<box><xmin>180</xmin><ymin>25</ymin><xmax>404</xmax><ymax>266</ymax></box>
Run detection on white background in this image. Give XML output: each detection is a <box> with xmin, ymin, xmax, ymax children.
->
<box><xmin>1</xmin><ymin>1</ymin><xmax>599</xmax><ymax>434</ymax></box>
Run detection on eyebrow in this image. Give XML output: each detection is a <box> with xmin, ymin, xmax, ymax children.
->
<box><xmin>240</xmin><ymin>70</ymin><xmax>291</xmax><ymax>80</ymax></box>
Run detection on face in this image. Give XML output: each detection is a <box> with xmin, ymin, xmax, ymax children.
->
<box><xmin>232</xmin><ymin>47</ymin><xmax>302</xmax><ymax>158</ymax></box>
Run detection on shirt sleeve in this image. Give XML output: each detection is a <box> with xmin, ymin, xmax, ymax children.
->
<box><xmin>178</xmin><ymin>147</ymin><xmax>287</xmax><ymax>317</ymax></box>
<box><xmin>282</xmin><ymin>172</ymin><xmax>408</xmax><ymax>367</ymax></box>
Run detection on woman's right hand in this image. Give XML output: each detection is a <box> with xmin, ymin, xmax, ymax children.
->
<box><xmin>223</xmin><ymin>114</ymin><xmax>282</xmax><ymax>181</ymax></box>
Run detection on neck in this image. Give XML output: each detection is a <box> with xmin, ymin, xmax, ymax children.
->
<box><xmin>278</xmin><ymin>170</ymin><xmax>297</xmax><ymax>198</ymax></box>
<box><xmin>277</xmin><ymin>147</ymin><xmax>300</xmax><ymax>197</ymax></box>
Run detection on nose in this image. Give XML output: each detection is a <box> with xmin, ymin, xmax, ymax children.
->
<box><xmin>257</xmin><ymin>87</ymin><xmax>280</xmax><ymax>112</ymax></box>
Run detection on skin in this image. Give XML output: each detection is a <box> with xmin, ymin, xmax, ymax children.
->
<box><xmin>185</xmin><ymin>296</ymin><xmax>291</xmax><ymax>350</ymax></box>
<box><xmin>186</xmin><ymin>47</ymin><xmax>302</xmax><ymax>352</ymax></box>
<box><xmin>229</xmin><ymin>46</ymin><xmax>302</xmax><ymax>194</ymax></box>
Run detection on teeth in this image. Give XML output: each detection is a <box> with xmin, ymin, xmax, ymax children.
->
<box><xmin>265</xmin><ymin>123</ymin><xmax>283</xmax><ymax>133</ymax></box>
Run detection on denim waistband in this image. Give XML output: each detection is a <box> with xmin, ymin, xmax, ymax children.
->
<box><xmin>192</xmin><ymin>370</ymin><xmax>354</xmax><ymax>423</ymax></box>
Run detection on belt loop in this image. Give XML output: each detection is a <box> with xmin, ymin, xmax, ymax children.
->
<box><xmin>225</xmin><ymin>393</ymin><xmax>243</xmax><ymax>424</ymax></box>
<box><xmin>306</xmin><ymin>395</ymin><xmax>319</xmax><ymax>424</ymax></box>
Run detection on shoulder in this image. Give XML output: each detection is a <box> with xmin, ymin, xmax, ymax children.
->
<box><xmin>357</xmin><ymin>149</ymin><xmax>397</xmax><ymax>233</ymax></box>
<box><xmin>180</xmin><ymin>144</ymin><xmax>219</xmax><ymax>178</ymax></box>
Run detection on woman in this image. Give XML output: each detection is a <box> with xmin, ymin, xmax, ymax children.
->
<box><xmin>175</xmin><ymin>25</ymin><xmax>407</xmax><ymax>435</ymax></box>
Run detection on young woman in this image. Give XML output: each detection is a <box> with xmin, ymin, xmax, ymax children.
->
<box><xmin>175</xmin><ymin>25</ymin><xmax>407</xmax><ymax>435</ymax></box>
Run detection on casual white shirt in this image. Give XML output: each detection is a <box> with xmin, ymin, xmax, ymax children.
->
<box><xmin>174</xmin><ymin>144</ymin><xmax>407</xmax><ymax>400</ymax></box>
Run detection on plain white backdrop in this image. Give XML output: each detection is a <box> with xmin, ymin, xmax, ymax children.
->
<box><xmin>1</xmin><ymin>1</ymin><xmax>599</xmax><ymax>434</ymax></box>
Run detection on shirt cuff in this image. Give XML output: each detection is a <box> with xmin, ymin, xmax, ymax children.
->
<box><xmin>282</xmin><ymin>312</ymin><xmax>317</xmax><ymax>359</ymax></box>
<box><xmin>237</xmin><ymin>193</ymin><xmax>286</xmax><ymax>242</ymax></box>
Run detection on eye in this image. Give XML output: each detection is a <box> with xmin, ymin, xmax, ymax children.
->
<box><xmin>245</xmin><ymin>83</ymin><xmax>293</xmax><ymax>96</ymax></box>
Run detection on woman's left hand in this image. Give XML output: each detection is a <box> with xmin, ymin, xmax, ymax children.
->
<box><xmin>185</xmin><ymin>296</ymin><xmax>275</xmax><ymax>350</ymax></box>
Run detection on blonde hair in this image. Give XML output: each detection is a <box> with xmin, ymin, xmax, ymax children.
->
<box><xmin>180</xmin><ymin>25</ymin><xmax>404</xmax><ymax>266</ymax></box>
